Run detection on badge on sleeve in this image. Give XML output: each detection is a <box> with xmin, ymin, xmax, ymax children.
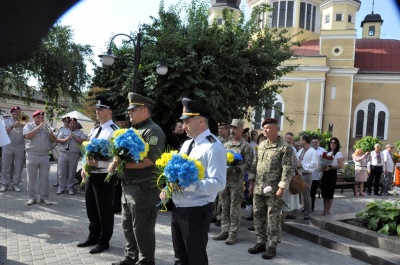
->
<box><xmin>149</xmin><ymin>136</ymin><xmax>158</xmax><ymax>146</ymax></box>
<box><xmin>206</xmin><ymin>135</ymin><xmax>216</xmax><ymax>143</ymax></box>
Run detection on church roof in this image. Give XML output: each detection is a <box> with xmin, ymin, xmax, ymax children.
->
<box><xmin>361</xmin><ymin>13</ymin><xmax>384</xmax><ymax>27</ymax></box>
<box><xmin>293</xmin><ymin>39</ymin><xmax>400</xmax><ymax>73</ymax></box>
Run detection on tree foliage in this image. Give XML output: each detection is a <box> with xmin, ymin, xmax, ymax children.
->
<box><xmin>92</xmin><ymin>0</ymin><xmax>301</xmax><ymax>130</ymax></box>
<box><xmin>294</xmin><ymin>128</ymin><xmax>332</xmax><ymax>150</ymax></box>
<box><xmin>354</xmin><ymin>136</ymin><xmax>381</xmax><ymax>152</ymax></box>
<box><xmin>0</xmin><ymin>24</ymin><xmax>94</xmax><ymax>118</ymax></box>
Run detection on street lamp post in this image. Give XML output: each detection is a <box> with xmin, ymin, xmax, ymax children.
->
<box><xmin>98</xmin><ymin>32</ymin><xmax>168</xmax><ymax>93</ymax></box>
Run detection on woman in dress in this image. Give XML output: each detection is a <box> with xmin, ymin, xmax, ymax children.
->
<box><xmin>352</xmin><ymin>148</ymin><xmax>369</xmax><ymax>196</ymax></box>
<box><xmin>320</xmin><ymin>137</ymin><xmax>344</xmax><ymax>215</ymax></box>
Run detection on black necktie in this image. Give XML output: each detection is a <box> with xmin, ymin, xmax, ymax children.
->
<box><xmin>186</xmin><ymin>139</ymin><xmax>195</xmax><ymax>155</ymax></box>
<box><xmin>94</xmin><ymin>126</ymin><xmax>102</xmax><ymax>138</ymax></box>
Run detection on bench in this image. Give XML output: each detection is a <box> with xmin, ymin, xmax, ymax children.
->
<box><xmin>335</xmin><ymin>170</ymin><xmax>356</xmax><ymax>193</ymax></box>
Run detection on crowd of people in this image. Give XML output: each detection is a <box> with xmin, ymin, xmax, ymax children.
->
<box><xmin>0</xmin><ymin>96</ymin><xmax>398</xmax><ymax>265</ymax></box>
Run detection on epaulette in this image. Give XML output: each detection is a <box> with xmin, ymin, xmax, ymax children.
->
<box><xmin>3</xmin><ymin>116</ymin><xmax>11</xmax><ymax>119</ymax></box>
<box><xmin>206</xmin><ymin>135</ymin><xmax>217</xmax><ymax>143</ymax></box>
<box><xmin>110</xmin><ymin>124</ymin><xmax>118</xmax><ymax>130</ymax></box>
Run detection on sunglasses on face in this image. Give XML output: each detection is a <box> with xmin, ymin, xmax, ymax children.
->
<box><xmin>330</xmin><ymin>142</ymin><xmax>337</xmax><ymax>144</ymax></box>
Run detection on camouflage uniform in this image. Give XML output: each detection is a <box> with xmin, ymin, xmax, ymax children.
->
<box><xmin>219</xmin><ymin>139</ymin><xmax>253</xmax><ymax>239</ymax></box>
<box><xmin>248</xmin><ymin>135</ymin><xmax>293</xmax><ymax>246</ymax></box>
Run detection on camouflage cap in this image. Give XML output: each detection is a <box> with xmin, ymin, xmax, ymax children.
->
<box><xmin>230</xmin><ymin>119</ymin><xmax>244</xmax><ymax>128</ymax></box>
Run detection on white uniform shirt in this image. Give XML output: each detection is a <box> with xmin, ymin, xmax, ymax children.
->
<box><xmin>382</xmin><ymin>149</ymin><xmax>394</xmax><ymax>173</ymax></box>
<box><xmin>173</xmin><ymin>129</ymin><xmax>227</xmax><ymax>208</ymax></box>
<box><xmin>88</xmin><ymin>119</ymin><xmax>118</xmax><ymax>173</ymax></box>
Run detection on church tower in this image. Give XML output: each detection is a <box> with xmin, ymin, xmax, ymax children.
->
<box><xmin>209</xmin><ymin>0</ymin><xmax>242</xmax><ymax>24</ymax></box>
<box><xmin>360</xmin><ymin>12</ymin><xmax>383</xmax><ymax>39</ymax></box>
<box><xmin>319</xmin><ymin>0</ymin><xmax>361</xmax><ymax>68</ymax></box>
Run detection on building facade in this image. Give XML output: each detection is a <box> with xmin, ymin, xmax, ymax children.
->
<box><xmin>212</xmin><ymin>0</ymin><xmax>400</xmax><ymax>158</ymax></box>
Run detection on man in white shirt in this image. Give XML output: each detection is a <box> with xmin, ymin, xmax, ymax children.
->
<box><xmin>367</xmin><ymin>143</ymin><xmax>386</xmax><ymax>196</ymax></box>
<box><xmin>381</xmin><ymin>144</ymin><xmax>395</xmax><ymax>195</ymax></box>
<box><xmin>296</xmin><ymin>134</ymin><xmax>318</xmax><ymax>220</ymax></box>
<box><xmin>310</xmin><ymin>136</ymin><xmax>326</xmax><ymax>212</ymax></box>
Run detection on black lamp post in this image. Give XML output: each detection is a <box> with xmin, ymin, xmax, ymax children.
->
<box><xmin>98</xmin><ymin>32</ymin><xmax>168</xmax><ymax>93</ymax></box>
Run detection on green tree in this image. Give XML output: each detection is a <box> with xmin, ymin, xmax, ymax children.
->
<box><xmin>0</xmin><ymin>24</ymin><xmax>94</xmax><ymax>118</ymax></box>
<box><xmin>91</xmin><ymin>0</ymin><xmax>301</xmax><ymax>130</ymax></box>
<box><xmin>294</xmin><ymin>129</ymin><xmax>332</xmax><ymax>150</ymax></box>
<box><xmin>354</xmin><ymin>136</ymin><xmax>381</xmax><ymax>152</ymax></box>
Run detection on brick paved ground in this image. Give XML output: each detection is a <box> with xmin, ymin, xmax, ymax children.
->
<box><xmin>0</xmin><ymin>163</ymin><xmax>379</xmax><ymax>264</ymax></box>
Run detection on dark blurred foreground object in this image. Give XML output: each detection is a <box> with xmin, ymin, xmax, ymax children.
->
<box><xmin>0</xmin><ymin>0</ymin><xmax>79</xmax><ymax>67</ymax></box>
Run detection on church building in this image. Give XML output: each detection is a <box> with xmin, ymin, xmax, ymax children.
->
<box><xmin>211</xmin><ymin>0</ymin><xmax>400</xmax><ymax>158</ymax></box>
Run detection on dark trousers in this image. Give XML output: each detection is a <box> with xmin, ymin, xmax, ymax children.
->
<box><xmin>367</xmin><ymin>166</ymin><xmax>383</xmax><ymax>195</ymax></box>
<box><xmin>172</xmin><ymin>202</ymin><xmax>214</xmax><ymax>265</ymax></box>
<box><xmin>85</xmin><ymin>173</ymin><xmax>114</xmax><ymax>246</ymax></box>
<box><xmin>113</xmin><ymin>181</ymin><xmax>122</xmax><ymax>213</ymax></box>
<box><xmin>310</xmin><ymin>180</ymin><xmax>320</xmax><ymax>212</ymax></box>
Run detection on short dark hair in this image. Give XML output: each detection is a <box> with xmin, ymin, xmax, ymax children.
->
<box><xmin>285</xmin><ymin>132</ymin><xmax>294</xmax><ymax>137</ymax></box>
<box><xmin>311</xmin><ymin>136</ymin><xmax>320</xmax><ymax>141</ymax></box>
<box><xmin>301</xmin><ymin>134</ymin><xmax>311</xmax><ymax>144</ymax></box>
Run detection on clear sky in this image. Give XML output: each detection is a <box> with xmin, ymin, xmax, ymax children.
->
<box><xmin>59</xmin><ymin>0</ymin><xmax>400</xmax><ymax>71</ymax></box>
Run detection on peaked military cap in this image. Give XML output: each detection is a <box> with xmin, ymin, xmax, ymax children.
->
<box><xmin>218</xmin><ymin>121</ymin><xmax>229</xmax><ymax>126</ymax></box>
<box><xmin>32</xmin><ymin>110</ymin><xmax>45</xmax><ymax>117</ymax></box>
<box><xmin>180</xmin><ymin>98</ymin><xmax>212</xmax><ymax>120</ymax></box>
<box><xmin>261</xmin><ymin>118</ymin><xmax>278</xmax><ymax>127</ymax></box>
<box><xmin>127</xmin><ymin>92</ymin><xmax>155</xmax><ymax>110</ymax></box>
<box><xmin>114</xmin><ymin>114</ymin><xmax>126</xmax><ymax>121</ymax></box>
<box><xmin>95</xmin><ymin>96</ymin><xmax>114</xmax><ymax>110</ymax></box>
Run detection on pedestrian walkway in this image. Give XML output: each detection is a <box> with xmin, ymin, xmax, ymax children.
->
<box><xmin>0</xmin><ymin>162</ymin><xmax>379</xmax><ymax>264</ymax></box>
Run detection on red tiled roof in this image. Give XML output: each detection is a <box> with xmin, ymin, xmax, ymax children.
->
<box><xmin>293</xmin><ymin>39</ymin><xmax>320</xmax><ymax>57</ymax></box>
<box><xmin>355</xmin><ymin>39</ymin><xmax>400</xmax><ymax>72</ymax></box>
<box><xmin>293</xmin><ymin>39</ymin><xmax>400</xmax><ymax>73</ymax></box>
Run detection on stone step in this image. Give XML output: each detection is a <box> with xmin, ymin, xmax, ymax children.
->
<box><xmin>309</xmin><ymin>213</ymin><xmax>400</xmax><ymax>255</ymax></box>
<box><xmin>282</xmin><ymin>220</ymin><xmax>400</xmax><ymax>265</ymax></box>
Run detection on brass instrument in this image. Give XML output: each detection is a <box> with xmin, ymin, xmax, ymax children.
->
<box><xmin>44</xmin><ymin>124</ymin><xmax>57</xmax><ymax>133</ymax></box>
<box><xmin>13</xmin><ymin>114</ymin><xmax>29</xmax><ymax>133</ymax></box>
<box><xmin>19</xmin><ymin>114</ymin><xmax>29</xmax><ymax>124</ymax></box>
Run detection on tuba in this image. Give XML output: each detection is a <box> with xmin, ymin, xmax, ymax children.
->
<box><xmin>19</xmin><ymin>114</ymin><xmax>30</xmax><ymax>124</ymax></box>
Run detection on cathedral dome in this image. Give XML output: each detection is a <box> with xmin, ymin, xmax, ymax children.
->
<box><xmin>360</xmin><ymin>12</ymin><xmax>384</xmax><ymax>27</ymax></box>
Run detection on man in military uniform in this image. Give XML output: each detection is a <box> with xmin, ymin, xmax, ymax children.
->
<box><xmin>247</xmin><ymin>118</ymin><xmax>293</xmax><ymax>260</ymax></box>
<box><xmin>213</xmin><ymin>119</ymin><xmax>253</xmax><ymax>245</ymax></box>
<box><xmin>1</xmin><ymin>106</ymin><xmax>25</xmax><ymax>192</ymax></box>
<box><xmin>160</xmin><ymin>98</ymin><xmax>226</xmax><ymax>265</ymax></box>
<box><xmin>56</xmin><ymin>118</ymin><xmax>86</xmax><ymax>195</ymax></box>
<box><xmin>110</xmin><ymin>93</ymin><xmax>165</xmax><ymax>265</ymax></box>
<box><xmin>217</xmin><ymin>121</ymin><xmax>231</xmax><ymax>144</ymax></box>
<box><xmin>23</xmin><ymin>110</ymin><xmax>56</xmax><ymax>205</ymax></box>
<box><xmin>77</xmin><ymin>96</ymin><xmax>118</xmax><ymax>254</ymax></box>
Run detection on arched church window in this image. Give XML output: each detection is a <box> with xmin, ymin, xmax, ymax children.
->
<box><xmin>366</xmin><ymin>102</ymin><xmax>375</xmax><ymax>136</ymax></box>
<box><xmin>353</xmin><ymin>100</ymin><xmax>389</xmax><ymax>140</ymax></box>
<box><xmin>377</xmin><ymin>111</ymin><xmax>386</xmax><ymax>139</ymax></box>
<box><xmin>252</xmin><ymin>96</ymin><xmax>284</xmax><ymax>131</ymax></box>
<box><xmin>299</xmin><ymin>2</ymin><xmax>317</xmax><ymax>32</ymax></box>
<box><xmin>355</xmin><ymin>110</ymin><xmax>364</xmax><ymax>137</ymax></box>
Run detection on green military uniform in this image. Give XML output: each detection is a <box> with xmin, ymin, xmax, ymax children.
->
<box><xmin>119</xmin><ymin>93</ymin><xmax>166</xmax><ymax>265</ymax></box>
<box><xmin>249</xmin><ymin>135</ymin><xmax>293</xmax><ymax>247</ymax></box>
<box><xmin>218</xmin><ymin>133</ymin><xmax>253</xmax><ymax>242</ymax></box>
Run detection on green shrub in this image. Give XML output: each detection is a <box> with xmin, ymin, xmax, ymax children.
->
<box><xmin>356</xmin><ymin>187</ymin><xmax>400</xmax><ymax>236</ymax></box>
<box><xmin>294</xmin><ymin>128</ymin><xmax>332</xmax><ymax>150</ymax></box>
<box><xmin>354</xmin><ymin>136</ymin><xmax>381</xmax><ymax>152</ymax></box>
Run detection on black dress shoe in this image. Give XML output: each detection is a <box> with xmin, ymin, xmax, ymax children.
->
<box><xmin>248</xmin><ymin>227</ymin><xmax>255</xmax><ymax>231</ymax></box>
<box><xmin>77</xmin><ymin>238</ymin><xmax>97</xmax><ymax>247</ymax></box>
<box><xmin>210</xmin><ymin>217</ymin><xmax>217</xmax><ymax>223</ymax></box>
<box><xmin>248</xmin><ymin>243</ymin><xmax>266</xmax><ymax>254</ymax></box>
<box><xmin>89</xmin><ymin>244</ymin><xmax>109</xmax><ymax>254</ymax></box>
<box><xmin>375</xmin><ymin>193</ymin><xmax>382</xmax><ymax>196</ymax></box>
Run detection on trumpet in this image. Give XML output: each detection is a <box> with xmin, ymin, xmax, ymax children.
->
<box><xmin>19</xmin><ymin>114</ymin><xmax>29</xmax><ymax>124</ymax></box>
<box><xmin>44</xmin><ymin>124</ymin><xmax>56</xmax><ymax>133</ymax></box>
